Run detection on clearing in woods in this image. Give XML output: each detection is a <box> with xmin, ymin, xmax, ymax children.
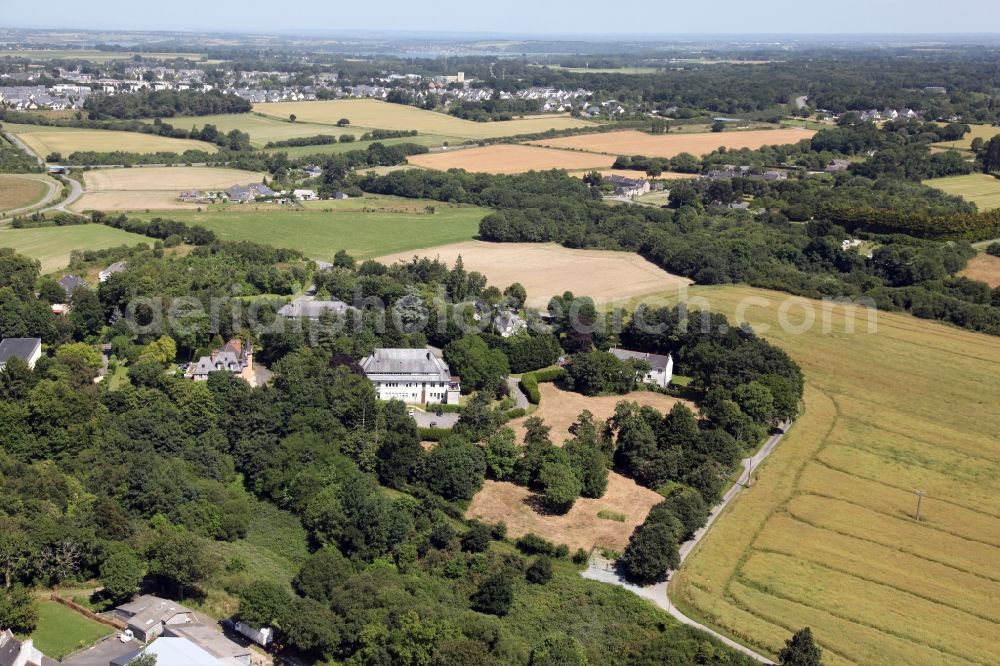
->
<box><xmin>377</xmin><ymin>240</ymin><xmax>692</xmax><ymax>308</ymax></box>
<box><xmin>74</xmin><ymin>166</ymin><xmax>267</xmax><ymax>211</ymax></box>
<box><xmin>959</xmin><ymin>253</ymin><xmax>1000</xmax><ymax>287</ymax></box>
<box><xmin>0</xmin><ymin>224</ymin><xmax>152</xmax><ymax>273</ymax></box>
<box><xmin>407</xmin><ymin>144</ymin><xmax>616</xmax><ymax>174</ymax></box>
<box><xmin>1</xmin><ymin>122</ymin><xmax>219</xmax><ymax>157</ymax></box>
<box><xmin>922</xmin><ymin>173</ymin><xmax>1000</xmax><ymax>210</ymax></box>
<box><xmin>29</xmin><ymin>600</ymin><xmax>113</xmax><ymax>659</ymax></box>
<box><xmin>253</xmin><ymin>99</ymin><xmax>598</xmax><ymax>139</ymax></box>
<box><xmin>467</xmin><ymin>385</ymin><xmax>695</xmax><ymax>552</ymax></box>
<box><xmin>0</xmin><ymin>174</ymin><xmax>48</xmax><ymax>210</ymax></box>
<box><xmin>130</xmin><ymin>200</ymin><xmax>488</xmax><ymax>259</ymax></box>
<box><xmin>652</xmin><ymin>285</ymin><xmax>1000</xmax><ymax>666</ymax></box>
<box><xmin>529</xmin><ymin>127</ymin><xmax>816</xmax><ymax>158</ymax></box>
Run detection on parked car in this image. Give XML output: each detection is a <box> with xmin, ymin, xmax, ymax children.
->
<box><xmin>119</xmin><ymin>630</ymin><xmax>134</xmax><ymax>643</ymax></box>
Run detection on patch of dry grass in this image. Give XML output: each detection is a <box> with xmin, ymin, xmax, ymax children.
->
<box><xmin>959</xmin><ymin>253</ymin><xmax>1000</xmax><ymax>287</ymax></box>
<box><xmin>529</xmin><ymin>127</ymin><xmax>815</xmax><ymax>158</ymax></box>
<box><xmin>0</xmin><ymin>174</ymin><xmax>47</xmax><ymax>210</ymax></box>
<box><xmin>407</xmin><ymin>144</ymin><xmax>615</xmax><ymax>174</ymax></box>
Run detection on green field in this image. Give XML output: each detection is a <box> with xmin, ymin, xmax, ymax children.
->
<box><xmin>0</xmin><ymin>224</ymin><xmax>152</xmax><ymax>273</ymax></box>
<box><xmin>2</xmin><ymin>122</ymin><xmax>218</xmax><ymax>157</ymax></box>
<box><xmin>28</xmin><ymin>600</ymin><xmax>113</xmax><ymax>659</ymax></box>
<box><xmin>133</xmin><ymin>199</ymin><xmax>488</xmax><ymax>260</ymax></box>
<box><xmin>660</xmin><ymin>286</ymin><xmax>1000</xmax><ymax>665</ymax></box>
<box><xmin>253</xmin><ymin>99</ymin><xmax>598</xmax><ymax>140</ymax></box>
<box><xmin>270</xmin><ymin>133</ymin><xmax>467</xmax><ymax>157</ymax></box>
<box><xmin>932</xmin><ymin>123</ymin><xmax>1000</xmax><ymax>151</ymax></box>
<box><xmin>923</xmin><ymin>173</ymin><xmax>1000</xmax><ymax>210</ymax></box>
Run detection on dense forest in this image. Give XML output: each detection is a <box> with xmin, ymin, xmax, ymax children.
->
<box><xmin>82</xmin><ymin>89</ymin><xmax>252</xmax><ymax>120</ymax></box>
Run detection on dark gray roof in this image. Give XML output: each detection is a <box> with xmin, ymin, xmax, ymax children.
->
<box><xmin>0</xmin><ymin>338</ymin><xmax>41</xmax><ymax>365</ymax></box>
<box><xmin>0</xmin><ymin>630</ymin><xmax>22</xmax><ymax>666</ymax></box>
<box><xmin>609</xmin><ymin>348</ymin><xmax>672</xmax><ymax>371</ymax></box>
<box><xmin>58</xmin><ymin>274</ymin><xmax>87</xmax><ymax>295</ymax></box>
<box><xmin>278</xmin><ymin>297</ymin><xmax>349</xmax><ymax>319</ymax></box>
<box><xmin>360</xmin><ymin>348</ymin><xmax>452</xmax><ymax>380</ymax></box>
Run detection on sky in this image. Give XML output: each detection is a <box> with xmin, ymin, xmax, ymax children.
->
<box><xmin>3</xmin><ymin>0</ymin><xmax>1000</xmax><ymax>36</ymax></box>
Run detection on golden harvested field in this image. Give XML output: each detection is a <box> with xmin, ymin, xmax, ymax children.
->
<box><xmin>508</xmin><ymin>383</ymin><xmax>695</xmax><ymax>445</ymax></box>
<box><xmin>959</xmin><ymin>253</ymin><xmax>1000</xmax><ymax>288</ymax></box>
<box><xmin>660</xmin><ymin>285</ymin><xmax>1000</xmax><ymax>665</ymax></box>
<box><xmin>407</xmin><ymin>144</ymin><xmax>616</xmax><ymax>174</ymax></box>
<box><xmin>3</xmin><ymin>123</ymin><xmax>218</xmax><ymax>157</ymax></box>
<box><xmin>377</xmin><ymin>240</ymin><xmax>691</xmax><ymax>308</ymax></box>
<box><xmin>0</xmin><ymin>174</ymin><xmax>48</xmax><ymax>210</ymax></box>
<box><xmin>254</xmin><ymin>99</ymin><xmax>598</xmax><ymax>139</ymax></box>
<box><xmin>466</xmin><ymin>475</ymin><xmax>663</xmax><ymax>552</ymax></box>
<box><xmin>74</xmin><ymin>167</ymin><xmax>267</xmax><ymax>212</ymax></box>
<box><xmin>530</xmin><ymin>127</ymin><xmax>815</xmax><ymax>158</ymax></box>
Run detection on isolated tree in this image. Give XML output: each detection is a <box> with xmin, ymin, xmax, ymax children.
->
<box><xmin>779</xmin><ymin>627</ymin><xmax>823</xmax><ymax>666</ymax></box>
<box><xmin>526</xmin><ymin>556</ymin><xmax>553</xmax><ymax>584</ymax></box>
<box><xmin>470</xmin><ymin>575</ymin><xmax>513</xmax><ymax>616</ymax></box>
<box><xmin>336</xmin><ymin>117</ymin><xmax>350</xmax><ymax>127</ymax></box>
<box><xmin>100</xmin><ymin>547</ymin><xmax>145</xmax><ymax>603</ymax></box>
<box><xmin>289</xmin><ymin>113</ymin><xmax>297</xmax><ymax>122</ymax></box>
<box><xmin>539</xmin><ymin>461</ymin><xmax>582</xmax><ymax>514</ymax></box>
<box><xmin>620</xmin><ymin>517</ymin><xmax>681</xmax><ymax>585</ymax></box>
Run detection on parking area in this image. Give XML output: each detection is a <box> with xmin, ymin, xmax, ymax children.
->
<box><xmin>61</xmin><ymin>635</ymin><xmax>140</xmax><ymax>666</ymax></box>
<box><xmin>410</xmin><ymin>408</ymin><xmax>459</xmax><ymax>430</ymax></box>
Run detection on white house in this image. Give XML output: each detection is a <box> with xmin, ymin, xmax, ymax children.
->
<box><xmin>278</xmin><ymin>296</ymin><xmax>350</xmax><ymax>321</ymax></box>
<box><xmin>99</xmin><ymin>261</ymin><xmax>127</xmax><ymax>282</ymax></box>
<box><xmin>493</xmin><ymin>309</ymin><xmax>526</xmax><ymax>338</ymax></box>
<box><xmin>360</xmin><ymin>348</ymin><xmax>461</xmax><ymax>404</ymax></box>
<box><xmin>609</xmin><ymin>348</ymin><xmax>673</xmax><ymax>388</ymax></box>
<box><xmin>293</xmin><ymin>189</ymin><xmax>317</xmax><ymax>201</ymax></box>
<box><xmin>0</xmin><ymin>338</ymin><xmax>42</xmax><ymax>371</ymax></box>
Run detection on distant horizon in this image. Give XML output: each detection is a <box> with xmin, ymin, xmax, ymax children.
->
<box><xmin>4</xmin><ymin>0</ymin><xmax>1000</xmax><ymax>38</ymax></box>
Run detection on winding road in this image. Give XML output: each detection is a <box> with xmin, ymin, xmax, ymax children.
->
<box><xmin>582</xmin><ymin>423</ymin><xmax>790</xmax><ymax>664</ymax></box>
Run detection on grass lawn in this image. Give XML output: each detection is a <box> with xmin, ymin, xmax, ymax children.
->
<box><xmin>0</xmin><ymin>224</ymin><xmax>152</xmax><ymax>273</ymax></box>
<box><xmin>253</xmin><ymin>99</ymin><xmax>598</xmax><ymax>140</ymax></box>
<box><xmin>654</xmin><ymin>285</ymin><xmax>1000</xmax><ymax>665</ymax></box>
<box><xmin>2</xmin><ymin>122</ymin><xmax>219</xmax><ymax>157</ymax></box>
<box><xmin>922</xmin><ymin>173</ymin><xmax>1000</xmax><ymax>210</ymax></box>
<box><xmin>132</xmin><ymin>200</ymin><xmax>488</xmax><ymax>260</ymax></box>
<box><xmin>28</xmin><ymin>600</ymin><xmax>112</xmax><ymax>659</ymax></box>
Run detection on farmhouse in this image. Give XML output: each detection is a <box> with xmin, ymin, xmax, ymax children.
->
<box><xmin>493</xmin><ymin>309</ymin><xmax>526</xmax><ymax>337</ymax></box>
<box><xmin>113</xmin><ymin>596</ymin><xmax>196</xmax><ymax>643</ymax></box>
<box><xmin>58</xmin><ymin>274</ymin><xmax>88</xmax><ymax>299</ymax></box>
<box><xmin>185</xmin><ymin>339</ymin><xmax>255</xmax><ymax>385</ymax></box>
<box><xmin>603</xmin><ymin>174</ymin><xmax>650</xmax><ymax>197</ymax></box>
<box><xmin>360</xmin><ymin>348</ymin><xmax>461</xmax><ymax>404</ymax></box>
<box><xmin>99</xmin><ymin>261</ymin><xmax>127</xmax><ymax>282</ymax></box>
<box><xmin>225</xmin><ymin>183</ymin><xmax>276</xmax><ymax>203</ymax></box>
<box><xmin>609</xmin><ymin>348</ymin><xmax>673</xmax><ymax>388</ymax></box>
<box><xmin>0</xmin><ymin>629</ymin><xmax>54</xmax><ymax>666</ymax></box>
<box><xmin>293</xmin><ymin>189</ymin><xmax>317</xmax><ymax>200</ymax></box>
<box><xmin>278</xmin><ymin>296</ymin><xmax>350</xmax><ymax>320</ymax></box>
<box><xmin>825</xmin><ymin>159</ymin><xmax>850</xmax><ymax>172</ymax></box>
<box><xmin>0</xmin><ymin>337</ymin><xmax>42</xmax><ymax>370</ymax></box>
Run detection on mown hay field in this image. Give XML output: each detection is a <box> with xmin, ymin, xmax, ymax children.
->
<box><xmin>0</xmin><ymin>224</ymin><xmax>152</xmax><ymax>272</ymax></box>
<box><xmin>923</xmin><ymin>173</ymin><xmax>1000</xmax><ymax>211</ymax></box>
<box><xmin>2</xmin><ymin>122</ymin><xmax>218</xmax><ymax>156</ymax></box>
<box><xmin>530</xmin><ymin>127</ymin><xmax>815</xmax><ymax>158</ymax></box>
<box><xmin>658</xmin><ymin>285</ymin><xmax>1000</xmax><ymax>665</ymax></box>
<box><xmin>0</xmin><ymin>174</ymin><xmax>49</xmax><ymax>210</ymax></box>
<box><xmin>376</xmin><ymin>240</ymin><xmax>692</xmax><ymax>308</ymax></box>
<box><xmin>254</xmin><ymin>99</ymin><xmax>598</xmax><ymax>139</ymax></box>
<box><xmin>152</xmin><ymin>112</ymin><xmax>365</xmax><ymax>146</ymax></box>
<box><xmin>931</xmin><ymin>123</ymin><xmax>1000</xmax><ymax>151</ymax></box>
<box><xmin>407</xmin><ymin>144</ymin><xmax>616</xmax><ymax>174</ymax></box>
<box><xmin>74</xmin><ymin>166</ymin><xmax>268</xmax><ymax>212</ymax></box>
<box><xmin>131</xmin><ymin>201</ymin><xmax>488</xmax><ymax>260</ymax></box>
<box><xmin>959</xmin><ymin>253</ymin><xmax>1000</xmax><ymax>287</ymax></box>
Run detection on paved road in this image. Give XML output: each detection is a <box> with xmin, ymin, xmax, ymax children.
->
<box><xmin>582</xmin><ymin>423</ymin><xmax>790</xmax><ymax>664</ymax></box>
<box><xmin>507</xmin><ymin>377</ymin><xmax>530</xmax><ymax>410</ymax></box>
<box><xmin>0</xmin><ymin>174</ymin><xmax>59</xmax><ymax>220</ymax></box>
<box><xmin>1</xmin><ymin>128</ymin><xmax>44</xmax><ymax>166</ymax></box>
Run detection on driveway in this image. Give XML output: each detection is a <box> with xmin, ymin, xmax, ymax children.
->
<box><xmin>507</xmin><ymin>377</ymin><xmax>530</xmax><ymax>410</ymax></box>
<box><xmin>411</xmin><ymin>409</ymin><xmax>459</xmax><ymax>430</ymax></box>
<box><xmin>61</xmin><ymin>635</ymin><xmax>140</xmax><ymax>666</ymax></box>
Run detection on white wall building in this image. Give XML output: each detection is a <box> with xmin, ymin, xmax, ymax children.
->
<box><xmin>360</xmin><ymin>348</ymin><xmax>461</xmax><ymax>404</ymax></box>
<box><xmin>609</xmin><ymin>348</ymin><xmax>673</xmax><ymax>388</ymax></box>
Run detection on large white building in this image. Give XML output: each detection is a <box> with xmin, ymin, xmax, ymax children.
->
<box><xmin>609</xmin><ymin>348</ymin><xmax>673</xmax><ymax>388</ymax></box>
<box><xmin>360</xmin><ymin>348</ymin><xmax>461</xmax><ymax>404</ymax></box>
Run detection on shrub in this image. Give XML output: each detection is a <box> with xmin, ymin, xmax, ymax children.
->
<box><xmin>461</xmin><ymin>521</ymin><xmax>492</xmax><ymax>553</ymax></box>
<box><xmin>986</xmin><ymin>242</ymin><xmax>1000</xmax><ymax>257</ymax></box>
<box><xmin>516</xmin><ymin>533</ymin><xmax>557</xmax><ymax>556</ymax></box>
<box><xmin>417</xmin><ymin>426</ymin><xmax>451</xmax><ymax>441</ymax></box>
<box><xmin>470</xmin><ymin>575</ymin><xmax>513</xmax><ymax>616</ymax></box>
<box><xmin>526</xmin><ymin>556</ymin><xmax>553</xmax><ymax>584</ymax></box>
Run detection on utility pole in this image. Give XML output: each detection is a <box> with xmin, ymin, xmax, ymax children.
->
<box><xmin>744</xmin><ymin>457</ymin><xmax>754</xmax><ymax>488</ymax></box>
<box><xmin>915</xmin><ymin>489</ymin><xmax>926</xmax><ymax>521</ymax></box>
